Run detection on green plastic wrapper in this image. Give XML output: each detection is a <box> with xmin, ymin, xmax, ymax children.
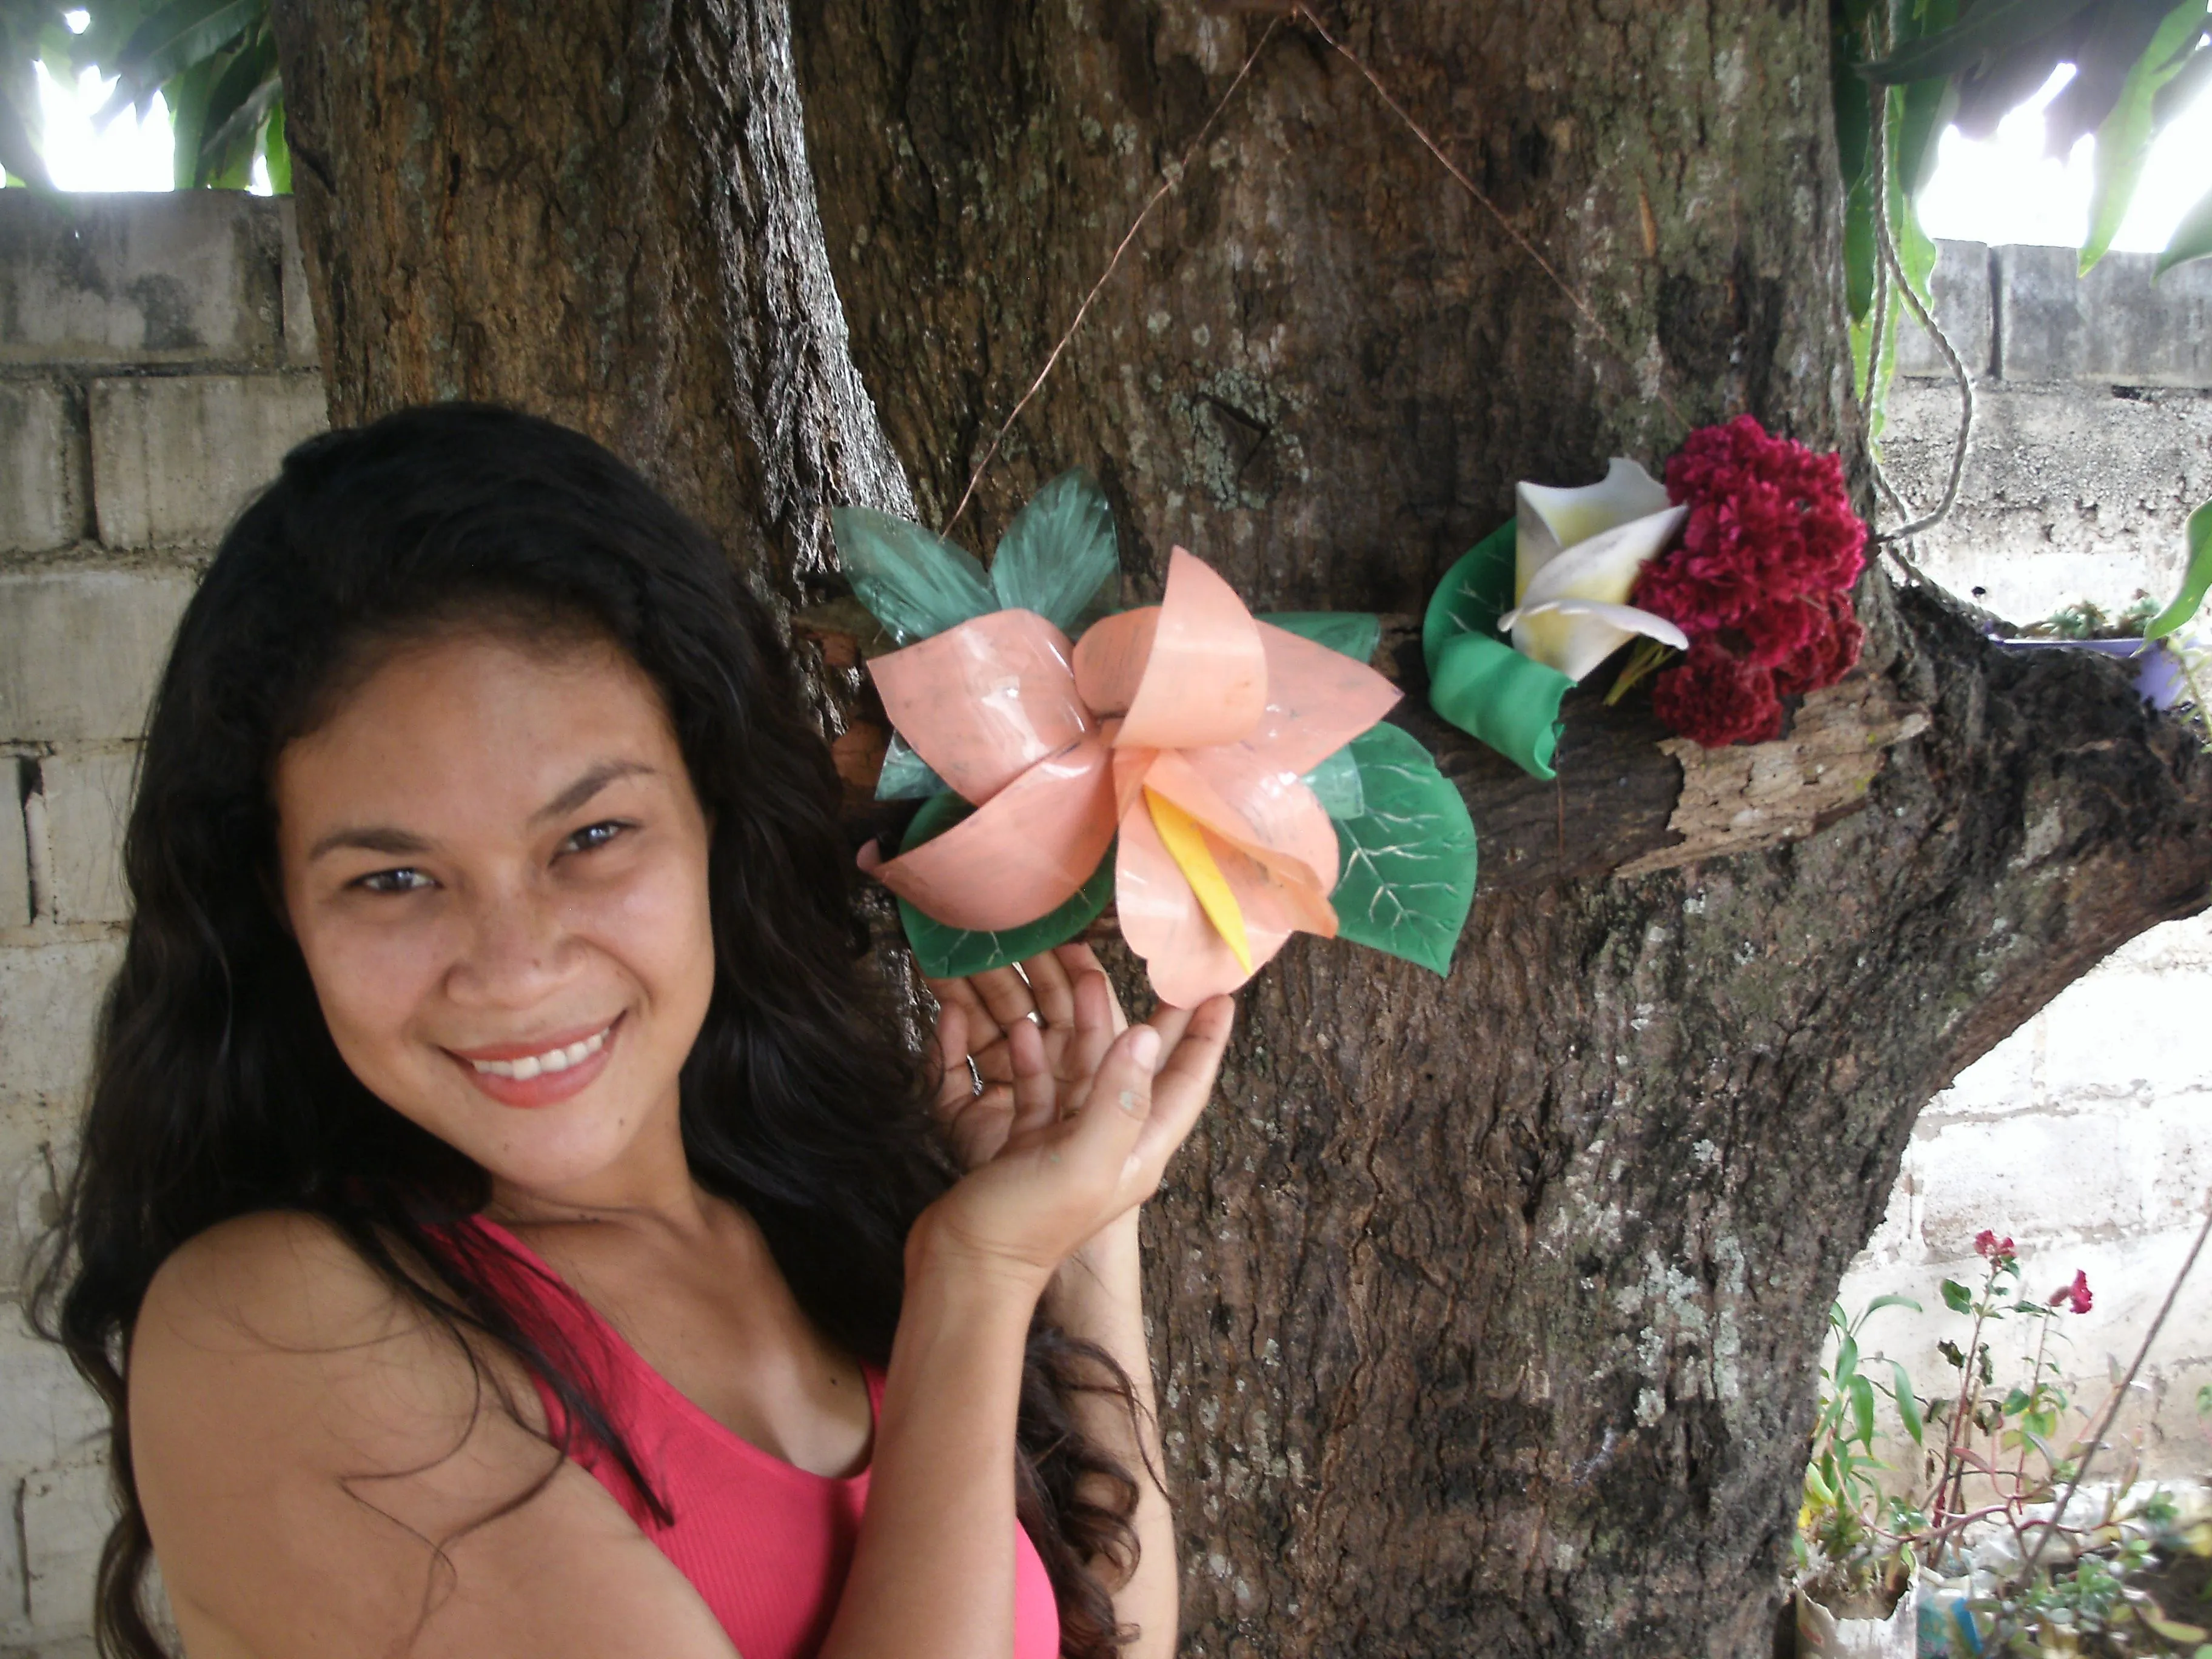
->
<box><xmin>1421</xmin><ymin>519</ymin><xmax>1574</xmax><ymax>780</ymax></box>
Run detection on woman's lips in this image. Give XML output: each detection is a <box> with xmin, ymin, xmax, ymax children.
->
<box><xmin>447</xmin><ymin>1016</ymin><xmax>620</xmax><ymax>1108</ymax></box>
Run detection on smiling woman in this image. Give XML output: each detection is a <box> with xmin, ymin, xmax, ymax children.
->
<box><xmin>32</xmin><ymin>404</ymin><xmax>1232</xmax><ymax>1659</ymax></box>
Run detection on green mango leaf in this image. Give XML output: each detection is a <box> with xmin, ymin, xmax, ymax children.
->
<box><xmin>2142</xmin><ymin>497</ymin><xmax>2212</xmax><ymax>640</ymax></box>
<box><xmin>100</xmin><ymin>0</ymin><xmax>262</xmax><ymax>122</ymax></box>
<box><xmin>831</xmin><ymin>505</ymin><xmax>995</xmax><ymax>646</ymax></box>
<box><xmin>262</xmin><ymin>98</ymin><xmax>292</xmax><ymax>195</ymax></box>
<box><xmin>2156</xmin><ymin>178</ymin><xmax>2212</xmax><ymax>277</ymax></box>
<box><xmin>893</xmin><ymin>791</ymin><xmax>1115</xmax><ymax>978</ymax></box>
<box><xmin>988</xmin><ymin>469</ymin><xmax>1119</xmax><ymax>634</ymax></box>
<box><xmin>1327</xmin><ymin>724</ymin><xmax>1477</xmax><ymax>977</ymax></box>
<box><xmin>1301</xmin><ymin>743</ymin><xmax>1365</xmax><ymax>820</ymax></box>
<box><xmin>1258</xmin><ymin>611</ymin><xmax>1382</xmax><ymax>664</ymax></box>
<box><xmin>1421</xmin><ymin>519</ymin><xmax>1575</xmax><ymax>779</ymax></box>
<box><xmin>1892</xmin><ymin>1361</ymin><xmax>1925</xmax><ymax>1446</ymax></box>
<box><xmin>2081</xmin><ymin>1</ymin><xmax>2208</xmax><ymax>275</ymax></box>
<box><xmin>1858</xmin><ymin>0</ymin><xmax>2099</xmax><ymax>85</ymax></box>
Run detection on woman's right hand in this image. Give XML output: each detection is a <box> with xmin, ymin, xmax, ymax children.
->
<box><xmin>913</xmin><ymin>992</ymin><xmax>1234</xmax><ymax>1296</ymax></box>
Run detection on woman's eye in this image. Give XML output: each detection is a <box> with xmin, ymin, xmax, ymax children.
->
<box><xmin>562</xmin><ymin>820</ymin><xmax>631</xmax><ymax>855</ymax></box>
<box><xmin>355</xmin><ymin>868</ymin><xmax>433</xmax><ymax>895</ymax></box>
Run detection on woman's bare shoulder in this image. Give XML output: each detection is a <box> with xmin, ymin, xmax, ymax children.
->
<box><xmin>130</xmin><ymin>1211</ymin><xmax>737</xmax><ymax>1659</ymax></box>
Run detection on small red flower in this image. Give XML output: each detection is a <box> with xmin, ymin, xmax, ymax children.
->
<box><xmin>1650</xmin><ymin>636</ymin><xmax>1784</xmax><ymax>747</ymax></box>
<box><xmin>1631</xmin><ymin>417</ymin><xmax>1868</xmax><ymax>746</ymax></box>
<box><xmin>1974</xmin><ymin>1229</ymin><xmax>2015</xmax><ymax>1260</ymax></box>
<box><xmin>2049</xmin><ymin>1270</ymin><xmax>2093</xmax><ymax>1315</ymax></box>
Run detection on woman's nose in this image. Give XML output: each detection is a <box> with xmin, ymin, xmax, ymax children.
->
<box><xmin>445</xmin><ymin>884</ymin><xmax>577</xmax><ymax>1009</ymax></box>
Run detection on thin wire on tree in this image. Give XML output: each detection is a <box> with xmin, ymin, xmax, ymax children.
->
<box><xmin>940</xmin><ymin>18</ymin><xmax>1285</xmax><ymax>538</ymax></box>
<box><xmin>1868</xmin><ymin>84</ymin><xmax>1975</xmax><ymax>550</ymax></box>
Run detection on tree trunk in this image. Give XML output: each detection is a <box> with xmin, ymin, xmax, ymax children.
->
<box><xmin>270</xmin><ymin>2</ymin><xmax>2212</xmax><ymax>1654</ymax></box>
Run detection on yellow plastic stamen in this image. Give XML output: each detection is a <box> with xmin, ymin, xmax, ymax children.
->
<box><xmin>1144</xmin><ymin>788</ymin><xmax>1253</xmax><ymax>973</ymax></box>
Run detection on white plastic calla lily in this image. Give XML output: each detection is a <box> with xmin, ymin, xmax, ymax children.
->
<box><xmin>1498</xmin><ymin>458</ymin><xmax>1692</xmax><ymax>682</ymax></box>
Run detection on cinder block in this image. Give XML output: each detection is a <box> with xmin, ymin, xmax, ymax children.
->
<box><xmin>0</xmin><ymin>1315</ymin><xmax>106</xmax><ymax>1476</ymax></box>
<box><xmin>0</xmin><ymin>940</ymin><xmax>123</xmax><ymax>1104</ymax></box>
<box><xmin>22</xmin><ymin>1457</ymin><xmax>111</xmax><ymax>1641</ymax></box>
<box><xmin>90</xmin><ymin>374</ymin><xmax>326</xmax><ymax>549</ymax></box>
<box><xmin>1886</xmin><ymin>380</ymin><xmax>2211</xmax><ymax>627</ymax></box>
<box><xmin>0</xmin><ymin>1094</ymin><xmax>73</xmax><ymax>1296</ymax></box>
<box><xmin>2079</xmin><ymin>250</ymin><xmax>2212</xmax><ymax>389</ymax></box>
<box><xmin>277</xmin><ymin>199</ymin><xmax>320</xmax><ymax>369</ymax></box>
<box><xmin>2039</xmin><ymin>963</ymin><xmax>2212</xmax><ymax>1102</ymax></box>
<box><xmin>1897</xmin><ymin>239</ymin><xmax>1992</xmax><ymax>380</ymax></box>
<box><xmin>1994</xmin><ymin>243</ymin><xmax>2086</xmax><ymax>381</ymax></box>
<box><xmin>0</xmin><ymin>381</ymin><xmax>88</xmax><ymax>553</ymax></box>
<box><xmin>1913</xmin><ymin>1105</ymin><xmax>2147</xmax><ymax>1255</ymax></box>
<box><xmin>0</xmin><ymin>566</ymin><xmax>196</xmax><ymax>742</ymax></box>
<box><xmin>36</xmin><ymin>752</ymin><xmax>137</xmax><ymax>926</ymax></box>
<box><xmin>1</xmin><ymin>760</ymin><xmax>28</xmax><ymax>930</ymax></box>
<box><xmin>0</xmin><ymin>190</ymin><xmax>281</xmax><ymax>365</ymax></box>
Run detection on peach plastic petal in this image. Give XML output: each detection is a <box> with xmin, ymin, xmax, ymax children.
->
<box><xmin>863</xmin><ymin>738</ymin><xmax>1115</xmax><ymax>930</ymax></box>
<box><xmin>868</xmin><ymin>610</ymin><xmax>1090</xmax><ymax>805</ymax></box>
<box><xmin>1115</xmin><ymin>800</ymin><xmax>1281</xmax><ymax>1007</ymax></box>
<box><xmin>1242</xmin><ymin>623</ymin><xmax>1402</xmax><ymax>776</ymax></box>
<box><xmin>1111</xmin><ymin>743</ymin><xmax>1160</xmax><ymax>821</ymax></box>
<box><xmin>1145</xmin><ymin>789</ymin><xmax>1253</xmax><ymax>973</ymax></box>
<box><xmin>1112</xmin><ymin>548</ymin><xmax>1267</xmax><ymax>751</ymax></box>
<box><xmin>1070</xmin><ymin>608</ymin><xmax>1159</xmax><ymax>719</ymax></box>
<box><xmin>1141</xmin><ymin>749</ymin><xmax>1339</xmax><ymax>915</ymax></box>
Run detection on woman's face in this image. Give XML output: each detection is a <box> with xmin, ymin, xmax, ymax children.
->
<box><xmin>273</xmin><ymin>629</ymin><xmax>717</xmax><ymax>1202</ymax></box>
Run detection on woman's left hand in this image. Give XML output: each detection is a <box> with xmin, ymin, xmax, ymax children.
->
<box><xmin>927</xmin><ymin>943</ymin><xmax>1130</xmax><ymax>1172</ymax></box>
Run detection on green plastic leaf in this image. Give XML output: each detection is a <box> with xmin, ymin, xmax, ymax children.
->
<box><xmin>1326</xmin><ymin>723</ymin><xmax>1477</xmax><ymax>977</ymax></box>
<box><xmin>988</xmin><ymin>469</ymin><xmax>1119</xmax><ymax>634</ymax></box>
<box><xmin>873</xmin><ymin>734</ymin><xmax>946</xmax><ymax>802</ymax></box>
<box><xmin>1940</xmin><ymin>1277</ymin><xmax>1974</xmax><ymax>1314</ymax></box>
<box><xmin>892</xmin><ymin>791</ymin><xmax>1116</xmax><ymax>978</ymax></box>
<box><xmin>2156</xmin><ymin>178</ymin><xmax>2212</xmax><ymax>277</ymax></box>
<box><xmin>1258</xmin><ymin>611</ymin><xmax>1382</xmax><ymax>664</ymax></box>
<box><xmin>2081</xmin><ymin>1</ymin><xmax>2208</xmax><ymax>275</ymax></box>
<box><xmin>2142</xmin><ymin>498</ymin><xmax>2212</xmax><ymax>640</ymax></box>
<box><xmin>1859</xmin><ymin>0</ymin><xmax>2099</xmax><ymax>85</ymax></box>
<box><xmin>1892</xmin><ymin>1361</ymin><xmax>1925</xmax><ymax>1446</ymax></box>
<box><xmin>831</xmin><ymin>505</ymin><xmax>995</xmax><ymax>647</ymax></box>
<box><xmin>1421</xmin><ymin>519</ymin><xmax>1575</xmax><ymax>780</ymax></box>
<box><xmin>1301</xmin><ymin>744</ymin><xmax>1365</xmax><ymax>820</ymax></box>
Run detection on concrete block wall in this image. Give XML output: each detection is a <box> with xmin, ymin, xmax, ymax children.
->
<box><xmin>0</xmin><ymin>190</ymin><xmax>326</xmax><ymax>1657</ymax></box>
<box><xmin>1841</xmin><ymin>240</ymin><xmax>2212</xmax><ymax>1483</ymax></box>
<box><xmin>0</xmin><ymin>198</ymin><xmax>2207</xmax><ymax>1649</ymax></box>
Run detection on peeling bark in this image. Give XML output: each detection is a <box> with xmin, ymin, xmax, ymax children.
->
<box><xmin>269</xmin><ymin>2</ymin><xmax>2212</xmax><ymax>1653</ymax></box>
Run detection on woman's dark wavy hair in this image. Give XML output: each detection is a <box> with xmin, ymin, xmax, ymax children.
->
<box><xmin>31</xmin><ymin>403</ymin><xmax>1142</xmax><ymax>1658</ymax></box>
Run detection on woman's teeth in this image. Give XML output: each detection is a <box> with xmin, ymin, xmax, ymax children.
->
<box><xmin>469</xmin><ymin>1026</ymin><xmax>609</xmax><ymax>1080</ymax></box>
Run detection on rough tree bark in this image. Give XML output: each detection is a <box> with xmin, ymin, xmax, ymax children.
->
<box><xmin>269</xmin><ymin>3</ymin><xmax>2212</xmax><ymax>1654</ymax></box>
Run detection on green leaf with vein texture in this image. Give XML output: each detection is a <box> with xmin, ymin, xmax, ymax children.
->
<box><xmin>2081</xmin><ymin>0</ymin><xmax>2208</xmax><ymax>273</ymax></box>
<box><xmin>1258</xmin><ymin>611</ymin><xmax>1382</xmax><ymax>664</ymax></box>
<box><xmin>831</xmin><ymin>505</ymin><xmax>995</xmax><ymax>646</ymax></box>
<box><xmin>988</xmin><ymin>469</ymin><xmax>1119</xmax><ymax>634</ymax></box>
<box><xmin>1326</xmin><ymin>724</ymin><xmax>1477</xmax><ymax>977</ymax></box>
<box><xmin>893</xmin><ymin>791</ymin><xmax>1115</xmax><ymax>978</ymax></box>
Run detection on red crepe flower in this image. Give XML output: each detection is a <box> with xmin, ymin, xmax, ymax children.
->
<box><xmin>2049</xmin><ymin>1270</ymin><xmax>2093</xmax><ymax>1314</ymax></box>
<box><xmin>1632</xmin><ymin>417</ymin><xmax>1868</xmax><ymax>746</ymax></box>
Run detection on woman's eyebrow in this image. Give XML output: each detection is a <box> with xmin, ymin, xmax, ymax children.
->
<box><xmin>307</xmin><ymin>761</ymin><xmax>659</xmax><ymax>862</ymax></box>
<box><xmin>529</xmin><ymin>759</ymin><xmax>659</xmax><ymax>826</ymax></box>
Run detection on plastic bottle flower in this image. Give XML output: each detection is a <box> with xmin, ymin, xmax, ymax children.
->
<box><xmin>1498</xmin><ymin>458</ymin><xmax>1690</xmax><ymax>682</ymax></box>
<box><xmin>860</xmin><ymin>547</ymin><xmax>1402</xmax><ymax>1006</ymax></box>
<box><xmin>830</xmin><ymin>472</ymin><xmax>1478</xmax><ymax>1005</ymax></box>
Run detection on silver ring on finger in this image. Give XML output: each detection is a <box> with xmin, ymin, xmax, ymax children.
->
<box><xmin>967</xmin><ymin>1055</ymin><xmax>985</xmax><ymax>1097</ymax></box>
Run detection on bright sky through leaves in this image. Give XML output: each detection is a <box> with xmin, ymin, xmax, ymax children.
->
<box><xmin>11</xmin><ymin>42</ymin><xmax>2207</xmax><ymax>249</ymax></box>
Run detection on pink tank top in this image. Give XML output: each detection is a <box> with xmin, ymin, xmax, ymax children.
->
<box><xmin>460</xmin><ymin>1216</ymin><xmax>1062</xmax><ymax>1659</ymax></box>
